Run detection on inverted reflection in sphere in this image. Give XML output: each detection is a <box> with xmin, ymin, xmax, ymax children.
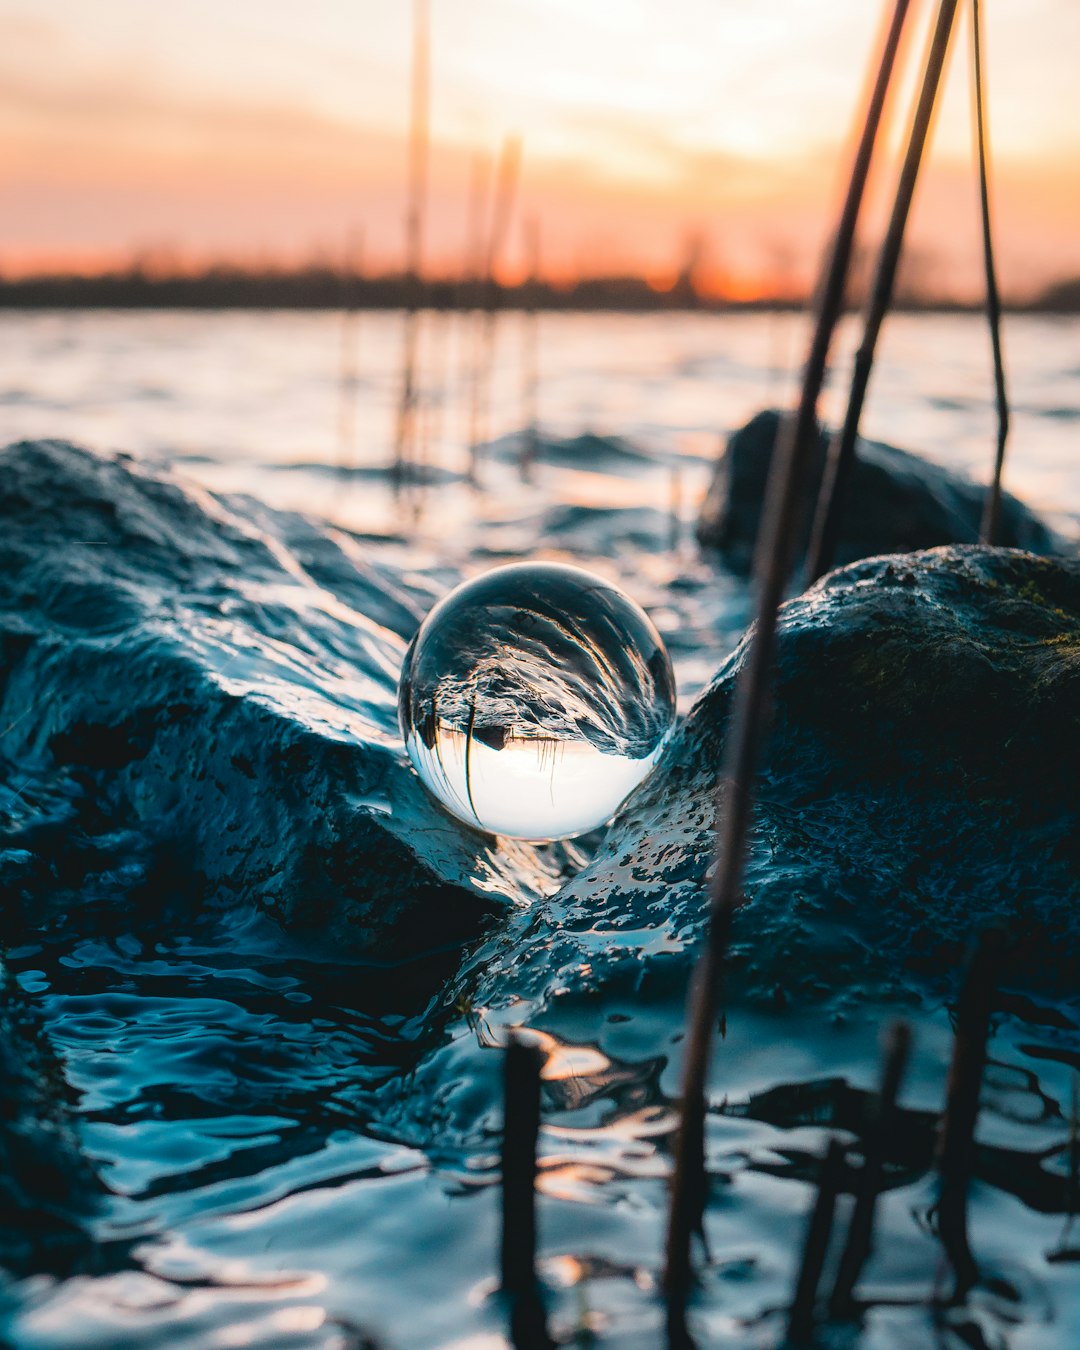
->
<box><xmin>397</xmin><ymin>562</ymin><xmax>676</xmax><ymax>840</ymax></box>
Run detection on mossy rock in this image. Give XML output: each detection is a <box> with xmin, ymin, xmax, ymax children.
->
<box><xmin>549</xmin><ymin>546</ymin><xmax>1080</xmax><ymax>1004</ymax></box>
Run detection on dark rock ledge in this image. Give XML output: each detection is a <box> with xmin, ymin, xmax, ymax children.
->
<box><xmin>0</xmin><ymin>957</ymin><xmax>101</xmax><ymax>1276</ymax></box>
<box><xmin>2</xmin><ymin>441</ymin><xmax>1076</xmax><ymax>1005</ymax></box>
<box><xmin>548</xmin><ymin>544</ymin><xmax>1080</xmax><ymax>1003</ymax></box>
<box><xmin>698</xmin><ymin>409</ymin><xmax>1058</xmax><ymax>574</ymax></box>
<box><xmin>0</xmin><ymin>440</ymin><xmax>564</xmax><ymax>958</ymax></box>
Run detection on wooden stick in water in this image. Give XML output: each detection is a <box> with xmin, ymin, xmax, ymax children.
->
<box><xmin>338</xmin><ymin>226</ymin><xmax>364</xmax><ymax>469</ymax></box>
<box><xmin>805</xmin><ymin>0</ymin><xmax>961</xmax><ymax>584</ymax></box>
<box><xmin>520</xmin><ymin>215</ymin><xmax>541</xmax><ymax>483</ymax></box>
<box><xmin>787</xmin><ymin>1139</ymin><xmax>847</xmax><ymax>1345</ymax></box>
<box><xmin>662</xmin><ymin>4</ymin><xmax>913</xmax><ymax>1337</ymax></box>
<box><xmin>460</xmin><ymin>151</ymin><xmax>491</xmax><ymax>462</ymax></box>
<box><xmin>501</xmin><ymin>1037</ymin><xmax>553</xmax><ymax>1350</ymax></box>
<box><xmin>935</xmin><ymin>928</ymin><xmax>1004</xmax><ymax>1300</ymax></box>
<box><xmin>971</xmin><ymin>0</ymin><xmax>1010</xmax><ymax>544</ymax></box>
<box><xmin>829</xmin><ymin>1021</ymin><xmax>912</xmax><ymax>1316</ymax></box>
<box><xmin>391</xmin><ymin>0</ymin><xmax>431</xmax><ymax>491</ymax></box>
<box><xmin>468</xmin><ymin>135</ymin><xmax>522</xmax><ymax>484</ymax></box>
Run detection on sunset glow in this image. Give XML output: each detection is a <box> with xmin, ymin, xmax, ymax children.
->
<box><xmin>2</xmin><ymin>0</ymin><xmax>1079</xmax><ymax>298</ymax></box>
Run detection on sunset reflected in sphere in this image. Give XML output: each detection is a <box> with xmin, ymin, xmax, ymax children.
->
<box><xmin>398</xmin><ymin>562</ymin><xmax>676</xmax><ymax>840</ymax></box>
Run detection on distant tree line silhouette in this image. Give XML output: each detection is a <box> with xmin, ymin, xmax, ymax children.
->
<box><xmin>0</xmin><ymin>262</ymin><xmax>1074</xmax><ymax>311</ymax></box>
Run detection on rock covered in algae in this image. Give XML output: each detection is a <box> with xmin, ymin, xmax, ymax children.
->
<box><xmin>0</xmin><ymin>440</ymin><xmax>568</xmax><ymax>956</ymax></box>
<box><xmin>0</xmin><ymin>958</ymin><xmax>100</xmax><ymax>1276</ymax></box>
<box><xmin>698</xmin><ymin>409</ymin><xmax>1057</xmax><ymax>574</ymax></box>
<box><xmin>545</xmin><ymin>546</ymin><xmax>1080</xmax><ymax>1003</ymax></box>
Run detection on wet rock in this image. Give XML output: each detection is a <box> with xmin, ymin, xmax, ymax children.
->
<box><xmin>0</xmin><ymin>441</ymin><xmax>564</xmax><ymax>955</ymax></box>
<box><xmin>5</xmin><ymin>440</ymin><xmax>1076</xmax><ymax>1002</ymax></box>
<box><xmin>489</xmin><ymin>430</ymin><xmax>657</xmax><ymax>473</ymax></box>
<box><xmin>0</xmin><ymin>959</ymin><xmax>100</xmax><ymax>1276</ymax></box>
<box><xmin>546</xmin><ymin>546</ymin><xmax>1080</xmax><ymax>1003</ymax></box>
<box><xmin>698</xmin><ymin>409</ymin><xmax>1057</xmax><ymax>573</ymax></box>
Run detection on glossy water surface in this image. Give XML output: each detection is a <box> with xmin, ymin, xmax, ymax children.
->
<box><xmin>2</xmin><ymin>310</ymin><xmax>1080</xmax><ymax>1349</ymax></box>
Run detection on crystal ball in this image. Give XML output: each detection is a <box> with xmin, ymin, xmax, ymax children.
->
<box><xmin>398</xmin><ymin>562</ymin><xmax>676</xmax><ymax>840</ymax></box>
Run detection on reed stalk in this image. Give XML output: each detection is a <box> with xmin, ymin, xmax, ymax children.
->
<box><xmin>935</xmin><ymin>929</ymin><xmax>1004</xmax><ymax>1299</ymax></box>
<box><xmin>468</xmin><ymin>135</ymin><xmax>522</xmax><ymax>484</ymax></box>
<box><xmin>391</xmin><ymin>0</ymin><xmax>431</xmax><ymax>490</ymax></box>
<box><xmin>972</xmin><ymin>0</ymin><xmax>1010</xmax><ymax>544</ymax></box>
<box><xmin>460</xmin><ymin>152</ymin><xmax>491</xmax><ymax>461</ymax></box>
<box><xmin>829</xmin><ymin>1021</ymin><xmax>912</xmax><ymax>1315</ymax></box>
<box><xmin>805</xmin><ymin>0</ymin><xmax>961</xmax><ymax>583</ymax></box>
<box><xmin>662</xmin><ymin>4</ymin><xmax>913</xmax><ymax>1337</ymax></box>
<box><xmin>520</xmin><ymin>216</ymin><xmax>541</xmax><ymax>482</ymax></box>
<box><xmin>338</xmin><ymin>227</ymin><xmax>364</xmax><ymax>468</ymax></box>
<box><xmin>501</xmin><ymin>1037</ymin><xmax>552</xmax><ymax>1349</ymax></box>
<box><xmin>788</xmin><ymin>1139</ymin><xmax>846</xmax><ymax>1345</ymax></box>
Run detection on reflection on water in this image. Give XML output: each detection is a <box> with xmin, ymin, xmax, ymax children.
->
<box><xmin>1</xmin><ymin>311</ymin><xmax>1079</xmax><ymax>1347</ymax></box>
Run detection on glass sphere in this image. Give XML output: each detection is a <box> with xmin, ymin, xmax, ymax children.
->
<box><xmin>398</xmin><ymin>562</ymin><xmax>676</xmax><ymax>841</ymax></box>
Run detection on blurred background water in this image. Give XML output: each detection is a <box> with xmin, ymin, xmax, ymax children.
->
<box><xmin>4</xmin><ymin>309</ymin><xmax>1079</xmax><ymax>543</ymax></box>
<box><xmin>2</xmin><ymin>308</ymin><xmax>1080</xmax><ymax>1349</ymax></box>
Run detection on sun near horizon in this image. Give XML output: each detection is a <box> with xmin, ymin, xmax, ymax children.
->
<box><xmin>2</xmin><ymin>0</ymin><xmax>1079</xmax><ymax>301</ymax></box>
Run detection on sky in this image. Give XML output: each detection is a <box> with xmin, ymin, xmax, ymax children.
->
<box><xmin>1</xmin><ymin>0</ymin><xmax>1078</xmax><ymax>298</ymax></box>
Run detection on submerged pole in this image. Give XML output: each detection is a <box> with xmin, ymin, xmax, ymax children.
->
<box><xmin>829</xmin><ymin>1021</ymin><xmax>912</xmax><ymax>1315</ymax></box>
<box><xmin>460</xmin><ymin>151</ymin><xmax>491</xmax><ymax>459</ymax></box>
<box><xmin>805</xmin><ymin>0</ymin><xmax>961</xmax><ymax>584</ymax></box>
<box><xmin>501</xmin><ymin>1037</ymin><xmax>552</xmax><ymax>1349</ymax></box>
<box><xmin>935</xmin><ymin>929</ymin><xmax>1004</xmax><ymax>1299</ymax></box>
<box><xmin>971</xmin><ymin>0</ymin><xmax>1010</xmax><ymax>544</ymax></box>
<box><xmin>520</xmin><ymin>216</ymin><xmax>541</xmax><ymax>482</ymax></box>
<box><xmin>787</xmin><ymin>1140</ymin><xmax>847</xmax><ymax>1345</ymax></box>
<box><xmin>391</xmin><ymin>0</ymin><xmax>431</xmax><ymax>489</ymax></box>
<box><xmin>338</xmin><ymin>226</ymin><xmax>364</xmax><ymax>469</ymax></box>
<box><xmin>468</xmin><ymin>135</ymin><xmax>522</xmax><ymax>484</ymax></box>
<box><xmin>662</xmin><ymin>2</ymin><xmax>914</xmax><ymax>1337</ymax></box>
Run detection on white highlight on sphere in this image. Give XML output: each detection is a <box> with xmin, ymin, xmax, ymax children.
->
<box><xmin>397</xmin><ymin>562</ymin><xmax>676</xmax><ymax>841</ymax></box>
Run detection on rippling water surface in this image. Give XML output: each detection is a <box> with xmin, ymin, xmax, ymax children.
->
<box><xmin>2</xmin><ymin>310</ymin><xmax>1079</xmax><ymax>1348</ymax></box>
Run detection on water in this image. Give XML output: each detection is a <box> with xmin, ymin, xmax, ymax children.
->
<box><xmin>398</xmin><ymin>562</ymin><xmax>675</xmax><ymax>840</ymax></box>
<box><xmin>1</xmin><ymin>309</ymin><xmax>1079</xmax><ymax>1348</ymax></box>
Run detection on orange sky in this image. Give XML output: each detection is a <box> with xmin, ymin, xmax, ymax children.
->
<box><xmin>1</xmin><ymin>0</ymin><xmax>1079</xmax><ymax>299</ymax></box>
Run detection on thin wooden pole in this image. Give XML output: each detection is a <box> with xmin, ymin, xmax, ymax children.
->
<box><xmin>805</xmin><ymin>0</ymin><xmax>961</xmax><ymax>584</ymax></box>
<box><xmin>391</xmin><ymin>0</ymin><xmax>431</xmax><ymax>489</ymax></box>
<box><xmin>468</xmin><ymin>135</ymin><xmax>522</xmax><ymax>484</ymax></box>
<box><xmin>935</xmin><ymin>929</ymin><xmax>1004</xmax><ymax>1300</ymax></box>
<box><xmin>338</xmin><ymin>226</ymin><xmax>364</xmax><ymax>468</ymax></box>
<box><xmin>787</xmin><ymin>1140</ymin><xmax>847</xmax><ymax>1345</ymax></box>
<box><xmin>501</xmin><ymin>1037</ymin><xmax>552</xmax><ymax>1350</ymax></box>
<box><xmin>520</xmin><ymin>216</ymin><xmax>541</xmax><ymax>482</ymax></box>
<box><xmin>662</xmin><ymin>4</ymin><xmax>914</xmax><ymax>1337</ymax></box>
<box><xmin>829</xmin><ymin>1021</ymin><xmax>912</xmax><ymax>1315</ymax></box>
<box><xmin>972</xmin><ymin>0</ymin><xmax>1010</xmax><ymax>544</ymax></box>
<box><xmin>460</xmin><ymin>151</ymin><xmax>491</xmax><ymax>461</ymax></box>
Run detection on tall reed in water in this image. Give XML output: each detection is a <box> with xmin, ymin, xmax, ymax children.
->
<box><xmin>338</xmin><ymin>227</ymin><xmax>364</xmax><ymax>469</ymax></box>
<box><xmin>460</xmin><ymin>150</ymin><xmax>491</xmax><ymax>459</ymax></box>
<box><xmin>392</xmin><ymin>0</ymin><xmax>431</xmax><ymax>490</ymax></box>
<box><xmin>971</xmin><ymin>0</ymin><xmax>1010</xmax><ymax>544</ymax></box>
<box><xmin>662</xmin><ymin>1</ymin><xmax>915</xmax><ymax>1338</ymax></box>
<box><xmin>806</xmin><ymin>0</ymin><xmax>961</xmax><ymax>583</ymax></box>
<box><xmin>519</xmin><ymin>216</ymin><xmax>541</xmax><ymax>482</ymax></box>
<box><xmin>935</xmin><ymin>929</ymin><xmax>1004</xmax><ymax>1299</ymax></box>
<box><xmin>501</xmin><ymin>1037</ymin><xmax>553</xmax><ymax>1349</ymax></box>
<box><xmin>468</xmin><ymin>135</ymin><xmax>522</xmax><ymax>484</ymax></box>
